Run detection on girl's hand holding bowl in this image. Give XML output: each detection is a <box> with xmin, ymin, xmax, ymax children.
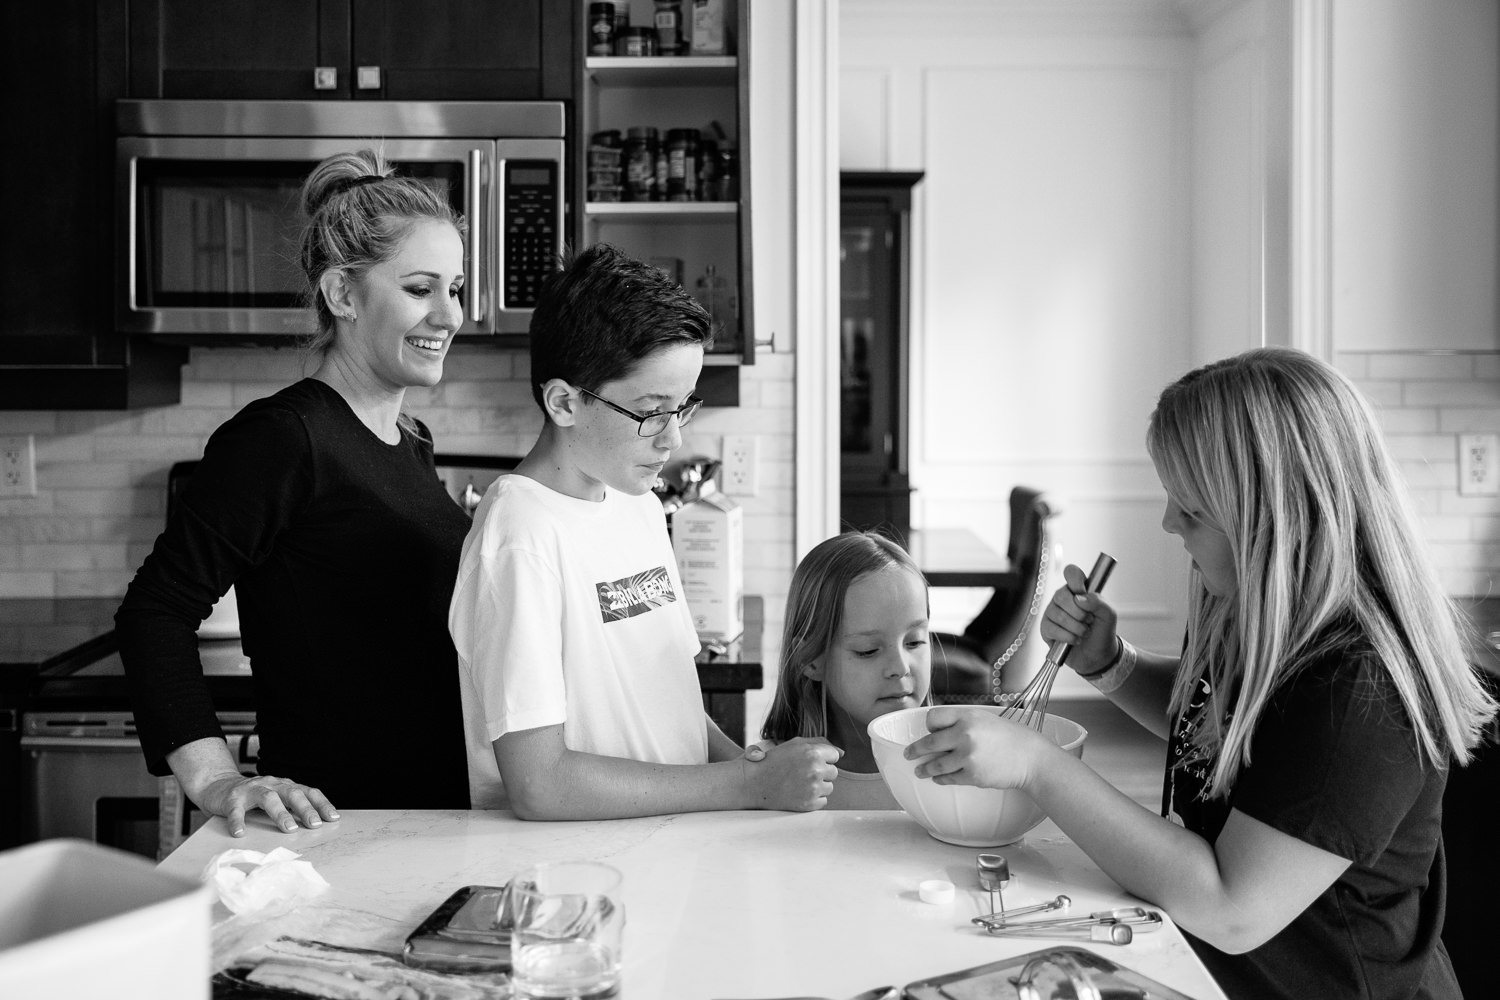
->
<box><xmin>905</xmin><ymin>707</ymin><xmax>1047</xmax><ymax>789</ymax></box>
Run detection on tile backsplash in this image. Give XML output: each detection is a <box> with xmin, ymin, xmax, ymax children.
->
<box><xmin>0</xmin><ymin>346</ymin><xmax>795</xmax><ymax>606</ymax></box>
<box><xmin>1336</xmin><ymin>351</ymin><xmax>1500</xmax><ymax>599</ymax></box>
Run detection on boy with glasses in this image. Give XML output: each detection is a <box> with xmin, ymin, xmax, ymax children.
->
<box><xmin>449</xmin><ymin>244</ymin><xmax>841</xmax><ymax>818</ymax></box>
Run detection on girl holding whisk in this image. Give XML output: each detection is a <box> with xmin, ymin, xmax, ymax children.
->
<box><xmin>906</xmin><ymin>348</ymin><xmax>1495</xmax><ymax>1000</ymax></box>
<box><xmin>759</xmin><ymin>530</ymin><xmax>932</xmax><ymax>809</ymax></box>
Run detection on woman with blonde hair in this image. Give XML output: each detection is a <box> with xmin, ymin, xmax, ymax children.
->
<box><xmin>907</xmin><ymin>347</ymin><xmax>1494</xmax><ymax>999</ymax></box>
<box><xmin>118</xmin><ymin>149</ymin><xmax>474</xmax><ymax>836</ymax></box>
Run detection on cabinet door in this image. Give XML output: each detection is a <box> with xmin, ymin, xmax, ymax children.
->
<box><xmin>129</xmin><ymin>0</ymin><xmax>351</xmax><ymax>99</ymax></box>
<box><xmin>351</xmin><ymin>0</ymin><xmax>575</xmax><ymax>100</ymax></box>
<box><xmin>129</xmin><ymin>0</ymin><xmax>574</xmax><ymax>101</ymax></box>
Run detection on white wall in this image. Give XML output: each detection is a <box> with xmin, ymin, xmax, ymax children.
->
<box><xmin>839</xmin><ymin>0</ymin><xmax>1200</xmax><ymax>673</ymax></box>
<box><xmin>1331</xmin><ymin>0</ymin><xmax>1499</xmax><ymax>352</ymax></box>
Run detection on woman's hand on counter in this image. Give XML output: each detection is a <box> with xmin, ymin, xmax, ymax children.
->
<box><xmin>740</xmin><ymin>737</ymin><xmax>842</xmax><ymax>811</ymax></box>
<box><xmin>167</xmin><ymin>737</ymin><xmax>340</xmax><ymax>837</ymax></box>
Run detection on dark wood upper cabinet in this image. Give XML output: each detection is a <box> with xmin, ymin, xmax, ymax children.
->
<box><xmin>128</xmin><ymin>0</ymin><xmax>575</xmax><ymax>101</ymax></box>
<box><xmin>0</xmin><ymin>2</ymin><xmax>186</xmax><ymax>410</ymax></box>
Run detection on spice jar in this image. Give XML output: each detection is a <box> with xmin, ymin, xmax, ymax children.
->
<box><xmin>588</xmin><ymin>2</ymin><xmax>616</xmax><ymax>56</ymax></box>
<box><xmin>653</xmin><ymin>139</ymin><xmax>669</xmax><ymax>201</ymax></box>
<box><xmin>695</xmin><ymin>138</ymin><xmax>717</xmax><ymax>201</ymax></box>
<box><xmin>713</xmin><ymin>143</ymin><xmax>738</xmax><ymax>201</ymax></box>
<box><xmin>653</xmin><ymin>0</ymin><xmax>682</xmax><ymax>56</ymax></box>
<box><xmin>617</xmin><ymin>26</ymin><xmax>656</xmax><ymax>57</ymax></box>
<box><xmin>587</xmin><ymin>130</ymin><xmax>623</xmax><ymax>203</ymax></box>
<box><xmin>666</xmin><ymin>128</ymin><xmax>699</xmax><ymax>201</ymax></box>
<box><xmin>623</xmin><ymin>126</ymin><xmax>659</xmax><ymax>202</ymax></box>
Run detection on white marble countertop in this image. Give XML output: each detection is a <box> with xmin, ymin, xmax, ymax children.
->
<box><xmin>159</xmin><ymin>809</ymin><xmax>1228</xmax><ymax>999</ymax></box>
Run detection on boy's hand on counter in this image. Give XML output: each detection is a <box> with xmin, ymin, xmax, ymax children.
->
<box><xmin>741</xmin><ymin>738</ymin><xmax>841</xmax><ymax>811</ymax></box>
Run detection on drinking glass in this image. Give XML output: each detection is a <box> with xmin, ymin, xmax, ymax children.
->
<box><xmin>507</xmin><ymin>861</ymin><xmax>624</xmax><ymax>1000</ymax></box>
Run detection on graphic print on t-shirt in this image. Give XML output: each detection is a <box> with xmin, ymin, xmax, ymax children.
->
<box><xmin>597</xmin><ymin>566</ymin><xmax>678</xmax><ymax>622</ymax></box>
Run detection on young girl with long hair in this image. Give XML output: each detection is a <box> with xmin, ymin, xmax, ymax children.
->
<box><xmin>906</xmin><ymin>348</ymin><xmax>1495</xmax><ymax>999</ymax></box>
<box><xmin>761</xmin><ymin>530</ymin><xmax>933</xmax><ymax>809</ymax></box>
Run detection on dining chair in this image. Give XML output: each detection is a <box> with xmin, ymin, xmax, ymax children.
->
<box><xmin>929</xmin><ymin>487</ymin><xmax>1061</xmax><ymax>705</ymax></box>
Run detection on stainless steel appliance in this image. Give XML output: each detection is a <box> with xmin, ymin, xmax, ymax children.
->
<box><xmin>116</xmin><ymin>100</ymin><xmax>566</xmax><ymax>339</ymax></box>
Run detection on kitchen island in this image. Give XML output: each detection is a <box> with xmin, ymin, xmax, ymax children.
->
<box><xmin>159</xmin><ymin>809</ymin><xmax>1226</xmax><ymax>998</ymax></box>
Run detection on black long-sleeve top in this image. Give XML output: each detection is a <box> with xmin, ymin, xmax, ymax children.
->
<box><xmin>116</xmin><ymin>378</ymin><xmax>471</xmax><ymax>807</ymax></box>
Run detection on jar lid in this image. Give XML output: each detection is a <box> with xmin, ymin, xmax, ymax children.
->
<box><xmin>627</xmin><ymin>126</ymin><xmax>659</xmax><ymax>140</ymax></box>
<box><xmin>591</xmin><ymin>130</ymin><xmax>622</xmax><ymax>146</ymax></box>
<box><xmin>666</xmin><ymin>128</ymin><xmax>700</xmax><ymax>142</ymax></box>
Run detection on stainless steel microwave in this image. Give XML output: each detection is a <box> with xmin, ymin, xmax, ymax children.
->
<box><xmin>115</xmin><ymin>100</ymin><xmax>565</xmax><ymax>339</ymax></box>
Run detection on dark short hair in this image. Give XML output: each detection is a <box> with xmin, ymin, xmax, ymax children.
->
<box><xmin>528</xmin><ymin>243</ymin><xmax>714</xmax><ymax>409</ymax></box>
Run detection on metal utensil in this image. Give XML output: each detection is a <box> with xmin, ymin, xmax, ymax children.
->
<box><xmin>976</xmin><ymin>853</ymin><xmax>1009</xmax><ymax>917</ymax></box>
<box><xmin>997</xmin><ymin>552</ymin><xmax>1117</xmax><ymax>731</ymax></box>
<box><xmin>971</xmin><ymin>894</ymin><xmax>1070</xmax><ymax>929</ymax></box>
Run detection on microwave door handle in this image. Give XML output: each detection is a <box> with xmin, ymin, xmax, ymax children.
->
<box><xmin>127</xmin><ymin>156</ymin><xmax>140</xmax><ymax>312</ymax></box>
<box><xmin>468</xmin><ymin>149</ymin><xmax>485</xmax><ymax>326</ymax></box>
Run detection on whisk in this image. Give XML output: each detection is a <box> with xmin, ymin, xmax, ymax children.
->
<box><xmin>997</xmin><ymin>552</ymin><xmax>1117</xmax><ymax>731</ymax></box>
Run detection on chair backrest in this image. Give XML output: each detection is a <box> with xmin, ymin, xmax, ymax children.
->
<box><xmin>963</xmin><ymin>487</ymin><xmax>1059</xmax><ymax>664</ymax></box>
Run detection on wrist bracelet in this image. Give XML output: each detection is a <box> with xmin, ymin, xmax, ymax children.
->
<box><xmin>1074</xmin><ymin>637</ymin><xmax>1124</xmax><ymax>680</ymax></box>
<box><xmin>1089</xmin><ymin>638</ymin><xmax>1138</xmax><ymax>694</ymax></box>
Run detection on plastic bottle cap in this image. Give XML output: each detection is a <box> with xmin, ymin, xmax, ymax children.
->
<box><xmin>918</xmin><ymin>879</ymin><xmax>955</xmax><ymax>905</ymax></box>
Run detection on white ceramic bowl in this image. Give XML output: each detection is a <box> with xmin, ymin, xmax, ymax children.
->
<box><xmin>867</xmin><ymin>705</ymin><xmax>1088</xmax><ymax>847</ymax></box>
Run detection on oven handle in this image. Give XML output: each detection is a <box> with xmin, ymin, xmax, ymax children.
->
<box><xmin>20</xmin><ymin>736</ymin><xmax>144</xmax><ymax>750</ymax></box>
<box><xmin>468</xmin><ymin>148</ymin><xmax>485</xmax><ymax>326</ymax></box>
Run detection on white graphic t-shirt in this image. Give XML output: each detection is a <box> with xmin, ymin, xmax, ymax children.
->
<box><xmin>449</xmin><ymin>475</ymin><xmax>706</xmax><ymax>809</ymax></box>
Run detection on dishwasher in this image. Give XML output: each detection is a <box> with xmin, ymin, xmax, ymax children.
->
<box><xmin>21</xmin><ymin>708</ymin><xmax>257</xmax><ymax>861</ymax></box>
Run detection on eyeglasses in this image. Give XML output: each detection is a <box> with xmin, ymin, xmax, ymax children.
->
<box><xmin>577</xmin><ymin>386</ymin><xmax>704</xmax><ymax>437</ymax></box>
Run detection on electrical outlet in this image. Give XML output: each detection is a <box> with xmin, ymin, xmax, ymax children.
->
<box><xmin>721</xmin><ymin>434</ymin><xmax>758</xmax><ymax>496</ymax></box>
<box><xmin>1458</xmin><ymin>433</ymin><xmax>1500</xmax><ymax>497</ymax></box>
<box><xmin>1</xmin><ymin>434</ymin><xmax>38</xmax><ymax>498</ymax></box>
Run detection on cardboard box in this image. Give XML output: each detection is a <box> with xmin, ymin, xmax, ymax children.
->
<box><xmin>0</xmin><ymin>839</ymin><xmax>212</xmax><ymax>999</ymax></box>
<box><xmin>673</xmin><ymin>493</ymin><xmax>744</xmax><ymax>641</ymax></box>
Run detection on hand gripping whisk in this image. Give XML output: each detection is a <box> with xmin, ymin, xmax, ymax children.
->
<box><xmin>997</xmin><ymin>552</ymin><xmax>1116</xmax><ymax>732</ymax></box>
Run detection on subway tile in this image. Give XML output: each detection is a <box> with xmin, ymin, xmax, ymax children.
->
<box><xmin>36</xmin><ymin>436</ymin><xmax>96</xmax><ymax>463</ymax></box>
<box><xmin>0</xmin><ymin>573</ymin><xmax>56</xmax><ymax>599</ymax></box>
<box><xmin>21</xmin><ymin>544</ymin><xmax>128</xmax><ymax>571</ymax></box>
<box><xmin>1438</xmin><ymin>408</ymin><xmax>1500</xmax><ymax>434</ymax></box>
<box><xmin>1374</xmin><ymin>409</ymin><xmax>1441</xmax><ymax>435</ymax></box>
<box><xmin>1417</xmin><ymin>515</ymin><xmax>1473</xmax><ymax>542</ymax></box>
<box><xmin>1405</xmin><ymin>381</ymin><xmax>1500</xmax><ymax>407</ymax></box>
<box><xmin>1334</xmin><ymin>354</ymin><xmax>1370</xmax><ymax>378</ymax></box>
<box><xmin>1354</xmin><ymin>380</ymin><xmax>1404</xmax><ymax>407</ymax></box>
<box><xmin>177</xmin><ymin>381</ymin><xmax>236</xmax><ymax>408</ymax></box>
<box><xmin>0</xmin><ymin>412</ymin><xmax>59</xmax><ymax>434</ymax></box>
<box><xmin>52</xmin><ymin>490</ymin><xmax>155</xmax><ymax>517</ymax></box>
<box><xmin>1367</xmin><ymin>354</ymin><xmax>1476</xmax><ymax>380</ymax></box>
<box><xmin>1394</xmin><ymin>460</ymin><xmax>1457</xmax><ymax>489</ymax></box>
<box><xmin>55</xmin><ymin>570</ymin><xmax>135</xmax><ymax>597</ymax></box>
<box><xmin>92</xmin><ymin>435</ymin><xmax>205</xmax><ymax>462</ymax></box>
<box><xmin>41</xmin><ymin>462</ymin><xmax>134</xmax><ymax>489</ymax></box>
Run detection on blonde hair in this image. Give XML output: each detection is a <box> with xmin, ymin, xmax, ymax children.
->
<box><xmin>297</xmin><ymin>149</ymin><xmax>467</xmax><ymax>441</ymax></box>
<box><xmin>762</xmin><ymin>531</ymin><xmax>929</xmax><ymax>743</ymax></box>
<box><xmin>1149</xmin><ymin>347</ymin><xmax>1497</xmax><ymax>797</ymax></box>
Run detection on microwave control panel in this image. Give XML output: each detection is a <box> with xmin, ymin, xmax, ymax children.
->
<box><xmin>502</xmin><ymin>160</ymin><xmax>560</xmax><ymax>310</ymax></box>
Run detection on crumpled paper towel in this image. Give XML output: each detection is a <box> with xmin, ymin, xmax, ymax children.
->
<box><xmin>202</xmin><ymin>847</ymin><xmax>331</xmax><ymax>918</ymax></box>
